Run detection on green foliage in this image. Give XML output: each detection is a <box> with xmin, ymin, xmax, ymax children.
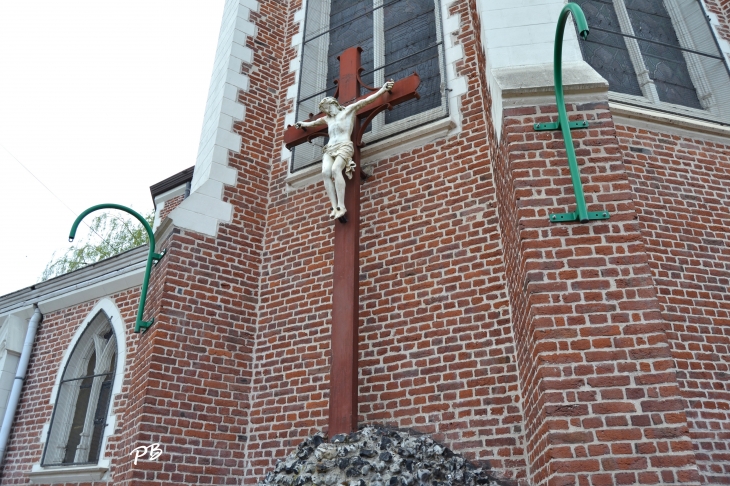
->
<box><xmin>41</xmin><ymin>211</ymin><xmax>154</xmax><ymax>281</ymax></box>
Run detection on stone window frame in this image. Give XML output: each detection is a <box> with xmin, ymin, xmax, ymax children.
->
<box><xmin>286</xmin><ymin>0</ymin><xmax>467</xmax><ymax>187</ymax></box>
<box><xmin>597</xmin><ymin>0</ymin><xmax>730</xmax><ymax>124</ymax></box>
<box><xmin>28</xmin><ymin>298</ymin><xmax>127</xmax><ymax>484</ymax></box>
<box><xmin>292</xmin><ymin>0</ymin><xmax>448</xmax><ymax>171</ymax></box>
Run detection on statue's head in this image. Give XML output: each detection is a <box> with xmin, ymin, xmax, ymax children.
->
<box><xmin>318</xmin><ymin>97</ymin><xmax>342</xmax><ymax>115</ymax></box>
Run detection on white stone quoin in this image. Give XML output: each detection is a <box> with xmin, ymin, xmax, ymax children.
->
<box><xmin>169</xmin><ymin>0</ymin><xmax>259</xmax><ymax>237</ymax></box>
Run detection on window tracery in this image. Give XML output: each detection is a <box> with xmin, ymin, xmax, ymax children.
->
<box><xmin>574</xmin><ymin>0</ymin><xmax>730</xmax><ymax>123</ymax></box>
<box><xmin>41</xmin><ymin>311</ymin><xmax>116</xmax><ymax>467</ymax></box>
<box><xmin>292</xmin><ymin>0</ymin><xmax>447</xmax><ymax>173</ymax></box>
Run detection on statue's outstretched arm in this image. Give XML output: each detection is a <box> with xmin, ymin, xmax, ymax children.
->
<box><xmin>296</xmin><ymin>117</ymin><xmax>327</xmax><ymax>130</ymax></box>
<box><xmin>348</xmin><ymin>80</ymin><xmax>394</xmax><ymax>113</ymax></box>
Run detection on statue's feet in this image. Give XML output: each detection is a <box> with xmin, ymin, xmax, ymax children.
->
<box><xmin>333</xmin><ymin>207</ymin><xmax>347</xmax><ymax>220</ymax></box>
<box><xmin>329</xmin><ymin>207</ymin><xmax>337</xmax><ymax>219</ymax></box>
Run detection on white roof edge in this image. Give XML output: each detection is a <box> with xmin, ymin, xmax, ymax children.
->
<box><xmin>0</xmin><ymin>246</ymin><xmax>147</xmax><ymax>316</ymax></box>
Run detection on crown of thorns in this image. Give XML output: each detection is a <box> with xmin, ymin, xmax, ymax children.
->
<box><xmin>318</xmin><ymin>97</ymin><xmax>343</xmax><ymax>112</ymax></box>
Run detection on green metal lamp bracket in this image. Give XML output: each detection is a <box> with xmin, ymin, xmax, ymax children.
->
<box><xmin>539</xmin><ymin>3</ymin><xmax>609</xmax><ymax>224</ymax></box>
<box><xmin>68</xmin><ymin>203</ymin><xmax>164</xmax><ymax>333</ymax></box>
<box><xmin>533</xmin><ymin>120</ymin><xmax>589</xmax><ymax>131</ymax></box>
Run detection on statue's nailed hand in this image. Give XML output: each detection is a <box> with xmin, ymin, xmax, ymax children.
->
<box><xmin>295</xmin><ymin>122</ymin><xmax>303</xmax><ymax>129</ymax></box>
<box><xmin>384</xmin><ymin>80</ymin><xmax>395</xmax><ymax>92</ymax></box>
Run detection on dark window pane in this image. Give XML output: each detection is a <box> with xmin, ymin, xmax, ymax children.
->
<box><xmin>327</xmin><ymin>0</ymin><xmax>373</xmax><ymax>101</ymax></box>
<box><xmin>88</xmin><ymin>353</ymin><xmax>115</xmax><ymax>463</ymax></box>
<box><xmin>62</xmin><ymin>353</ymin><xmax>96</xmax><ymax>464</ymax></box>
<box><xmin>88</xmin><ymin>382</ymin><xmax>111</xmax><ymax>462</ymax></box>
<box><xmin>574</xmin><ymin>0</ymin><xmax>643</xmax><ymax>96</ymax></box>
<box><xmin>625</xmin><ymin>0</ymin><xmax>702</xmax><ymax>108</ymax></box>
<box><xmin>384</xmin><ymin>0</ymin><xmax>441</xmax><ymax>123</ymax></box>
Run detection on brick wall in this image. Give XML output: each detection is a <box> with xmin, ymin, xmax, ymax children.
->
<box><xmin>158</xmin><ymin>194</ymin><xmax>184</xmax><ymax>224</ymax></box>
<box><xmin>704</xmin><ymin>0</ymin><xmax>730</xmax><ymax>43</ymax></box>
<box><xmin>109</xmin><ymin>1</ymin><xmax>290</xmax><ymax>485</ymax></box>
<box><xmin>0</xmin><ymin>289</ymin><xmax>141</xmax><ymax>485</ymax></box>
<box><xmin>5</xmin><ymin>1</ymin><xmax>730</xmax><ymax>485</ymax></box>
<box><xmin>617</xmin><ymin>124</ymin><xmax>730</xmax><ymax>484</ymax></box>
<box><xmin>242</xmin><ymin>0</ymin><xmax>526</xmax><ymax>483</ymax></box>
<box><xmin>495</xmin><ymin>100</ymin><xmax>702</xmax><ymax>485</ymax></box>
<box><xmin>124</xmin><ymin>0</ymin><xmax>529</xmax><ymax>483</ymax></box>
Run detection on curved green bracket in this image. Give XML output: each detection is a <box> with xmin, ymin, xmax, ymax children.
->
<box><xmin>542</xmin><ymin>3</ymin><xmax>609</xmax><ymax>224</ymax></box>
<box><xmin>69</xmin><ymin>204</ymin><xmax>165</xmax><ymax>333</ymax></box>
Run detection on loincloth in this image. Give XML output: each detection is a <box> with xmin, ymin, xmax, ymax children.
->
<box><xmin>323</xmin><ymin>141</ymin><xmax>356</xmax><ymax>179</ymax></box>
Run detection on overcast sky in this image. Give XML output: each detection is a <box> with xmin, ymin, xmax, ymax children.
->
<box><xmin>0</xmin><ymin>1</ymin><xmax>225</xmax><ymax>297</ymax></box>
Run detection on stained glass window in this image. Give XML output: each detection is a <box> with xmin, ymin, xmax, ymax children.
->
<box><xmin>574</xmin><ymin>0</ymin><xmax>730</xmax><ymax>121</ymax></box>
<box><xmin>573</xmin><ymin>0</ymin><xmax>642</xmax><ymax>96</ymax></box>
<box><xmin>624</xmin><ymin>0</ymin><xmax>701</xmax><ymax>108</ymax></box>
<box><xmin>292</xmin><ymin>0</ymin><xmax>447</xmax><ymax>173</ymax></box>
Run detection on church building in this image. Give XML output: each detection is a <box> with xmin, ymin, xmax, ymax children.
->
<box><xmin>1</xmin><ymin>0</ymin><xmax>729</xmax><ymax>484</ymax></box>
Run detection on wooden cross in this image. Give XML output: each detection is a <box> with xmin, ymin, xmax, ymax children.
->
<box><xmin>284</xmin><ymin>47</ymin><xmax>420</xmax><ymax>436</ymax></box>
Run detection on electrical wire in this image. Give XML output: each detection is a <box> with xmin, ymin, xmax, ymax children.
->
<box><xmin>298</xmin><ymin>43</ymin><xmax>442</xmax><ymax>105</ymax></box>
<box><xmin>589</xmin><ymin>26</ymin><xmax>725</xmax><ymax>60</ymax></box>
<box><xmin>0</xmin><ymin>141</ymin><xmax>111</xmax><ymax>245</ymax></box>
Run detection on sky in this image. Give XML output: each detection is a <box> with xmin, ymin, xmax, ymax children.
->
<box><xmin>0</xmin><ymin>1</ymin><xmax>225</xmax><ymax>297</ymax></box>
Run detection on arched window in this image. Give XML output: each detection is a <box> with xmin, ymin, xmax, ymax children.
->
<box><xmin>41</xmin><ymin>311</ymin><xmax>117</xmax><ymax>466</ymax></box>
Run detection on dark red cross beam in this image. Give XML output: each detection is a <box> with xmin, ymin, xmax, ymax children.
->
<box><xmin>284</xmin><ymin>46</ymin><xmax>420</xmax><ymax>436</ymax></box>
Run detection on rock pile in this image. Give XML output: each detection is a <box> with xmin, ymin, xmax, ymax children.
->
<box><xmin>257</xmin><ymin>426</ymin><xmax>511</xmax><ymax>486</ymax></box>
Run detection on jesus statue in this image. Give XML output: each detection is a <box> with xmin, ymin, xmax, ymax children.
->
<box><xmin>295</xmin><ymin>80</ymin><xmax>395</xmax><ymax>220</ymax></box>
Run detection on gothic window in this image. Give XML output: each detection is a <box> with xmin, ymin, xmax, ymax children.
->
<box><xmin>41</xmin><ymin>311</ymin><xmax>117</xmax><ymax>467</ymax></box>
<box><xmin>574</xmin><ymin>0</ymin><xmax>730</xmax><ymax>123</ymax></box>
<box><xmin>292</xmin><ymin>0</ymin><xmax>447</xmax><ymax>173</ymax></box>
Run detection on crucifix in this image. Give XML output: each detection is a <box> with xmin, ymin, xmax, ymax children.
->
<box><xmin>284</xmin><ymin>46</ymin><xmax>420</xmax><ymax>436</ymax></box>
